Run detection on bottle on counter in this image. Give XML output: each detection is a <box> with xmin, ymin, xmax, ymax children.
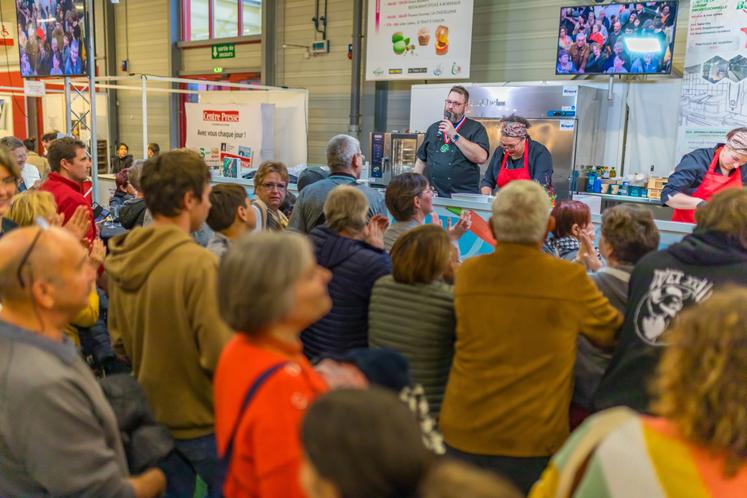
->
<box><xmin>610</xmin><ymin>166</ymin><xmax>617</xmax><ymax>178</ymax></box>
<box><xmin>603</xmin><ymin>167</ymin><xmax>610</xmax><ymax>179</ymax></box>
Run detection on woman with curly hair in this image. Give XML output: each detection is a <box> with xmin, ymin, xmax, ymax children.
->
<box><xmin>531</xmin><ymin>287</ymin><xmax>747</xmax><ymax>497</ymax></box>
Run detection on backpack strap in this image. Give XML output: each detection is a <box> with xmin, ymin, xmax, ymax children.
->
<box><xmin>220</xmin><ymin>362</ymin><xmax>288</xmax><ymax>468</ymax></box>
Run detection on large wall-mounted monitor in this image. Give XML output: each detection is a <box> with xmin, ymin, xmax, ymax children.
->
<box><xmin>556</xmin><ymin>1</ymin><xmax>678</xmax><ymax>76</ymax></box>
<box><xmin>16</xmin><ymin>0</ymin><xmax>89</xmax><ymax>78</ymax></box>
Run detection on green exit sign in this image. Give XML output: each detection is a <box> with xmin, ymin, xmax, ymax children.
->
<box><xmin>212</xmin><ymin>43</ymin><xmax>235</xmax><ymax>59</ymax></box>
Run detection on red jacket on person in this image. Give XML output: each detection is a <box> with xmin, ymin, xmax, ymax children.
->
<box><xmin>40</xmin><ymin>172</ymin><xmax>96</xmax><ymax>243</ymax></box>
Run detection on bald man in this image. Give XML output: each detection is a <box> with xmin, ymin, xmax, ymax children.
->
<box><xmin>0</xmin><ymin>227</ymin><xmax>165</xmax><ymax>498</ymax></box>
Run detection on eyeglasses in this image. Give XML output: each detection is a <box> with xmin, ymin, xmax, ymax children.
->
<box><xmin>17</xmin><ymin>218</ymin><xmax>50</xmax><ymax>289</ymax></box>
<box><xmin>444</xmin><ymin>99</ymin><xmax>466</xmax><ymax>108</ymax></box>
<box><xmin>501</xmin><ymin>139</ymin><xmax>524</xmax><ymax>150</ymax></box>
<box><xmin>417</xmin><ymin>185</ymin><xmax>437</xmax><ymax>198</ymax></box>
<box><xmin>259</xmin><ymin>182</ymin><xmax>287</xmax><ymax>191</ymax></box>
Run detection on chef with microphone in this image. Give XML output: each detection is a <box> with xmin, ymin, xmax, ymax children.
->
<box><xmin>414</xmin><ymin>85</ymin><xmax>490</xmax><ymax>198</ymax></box>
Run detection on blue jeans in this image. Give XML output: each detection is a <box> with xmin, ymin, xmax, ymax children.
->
<box><xmin>164</xmin><ymin>434</ymin><xmax>224</xmax><ymax>498</ymax></box>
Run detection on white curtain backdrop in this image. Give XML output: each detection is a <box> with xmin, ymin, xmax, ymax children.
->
<box><xmin>624</xmin><ymin>80</ymin><xmax>683</xmax><ymax>177</ymax></box>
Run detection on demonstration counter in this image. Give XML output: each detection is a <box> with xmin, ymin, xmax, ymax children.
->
<box><xmin>96</xmin><ymin>174</ymin><xmax>693</xmax><ymax>259</ymax></box>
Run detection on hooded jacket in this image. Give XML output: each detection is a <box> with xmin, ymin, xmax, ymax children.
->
<box><xmin>105</xmin><ymin>224</ymin><xmax>232</xmax><ymax>439</ymax></box>
<box><xmin>593</xmin><ymin>231</ymin><xmax>747</xmax><ymax>413</ymax></box>
<box><xmin>301</xmin><ymin>225</ymin><xmax>391</xmax><ymax>359</ymax></box>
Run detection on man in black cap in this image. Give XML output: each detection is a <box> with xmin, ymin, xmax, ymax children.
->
<box><xmin>414</xmin><ymin>85</ymin><xmax>489</xmax><ymax>198</ymax></box>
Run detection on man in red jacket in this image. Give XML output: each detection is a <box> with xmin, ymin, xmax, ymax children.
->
<box><xmin>40</xmin><ymin>137</ymin><xmax>96</xmax><ymax>243</ymax></box>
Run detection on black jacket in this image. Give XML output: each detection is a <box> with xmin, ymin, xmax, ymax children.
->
<box><xmin>593</xmin><ymin>231</ymin><xmax>747</xmax><ymax>413</ymax></box>
<box><xmin>119</xmin><ymin>198</ymin><xmax>147</xmax><ymax>229</ymax></box>
<box><xmin>661</xmin><ymin>145</ymin><xmax>747</xmax><ymax>204</ymax></box>
<box><xmin>98</xmin><ymin>374</ymin><xmax>174</xmax><ymax>473</ymax></box>
<box><xmin>111</xmin><ymin>154</ymin><xmax>134</xmax><ymax>173</ymax></box>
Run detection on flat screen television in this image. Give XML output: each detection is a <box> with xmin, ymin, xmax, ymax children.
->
<box><xmin>556</xmin><ymin>1</ymin><xmax>678</xmax><ymax>76</ymax></box>
<box><xmin>15</xmin><ymin>0</ymin><xmax>89</xmax><ymax>78</ymax></box>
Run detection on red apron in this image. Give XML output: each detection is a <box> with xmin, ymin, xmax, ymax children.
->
<box><xmin>671</xmin><ymin>147</ymin><xmax>743</xmax><ymax>223</ymax></box>
<box><xmin>496</xmin><ymin>140</ymin><xmax>531</xmax><ymax>188</ymax></box>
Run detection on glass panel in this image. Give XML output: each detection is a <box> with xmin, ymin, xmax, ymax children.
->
<box><xmin>189</xmin><ymin>0</ymin><xmax>210</xmax><ymax>41</ymax></box>
<box><xmin>242</xmin><ymin>0</ymin><xmax>262</xmax><ymax>36</ymax></box>
<box><xmin>214</xmin><ymin>0</ymin><xmax>238</xmax><ymax>39</ymax></box>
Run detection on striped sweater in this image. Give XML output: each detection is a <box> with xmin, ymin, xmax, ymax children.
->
<box><xmin>368</xmin><ymin>276</ymin><xmax>455</xmax><ymax>416</ymax></box>
<box><xmin>531</xmin><ymin>408</ymin><xmax>747</xmax><ymax>498</ymax></box>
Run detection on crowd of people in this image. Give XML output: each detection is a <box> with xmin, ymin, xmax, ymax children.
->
<box><xmin>0</xmin><ymin>130</ymin><xmax>746</xmax><ymax>498</ymax></box>
<box><xmin>16</xmin><ymin>0</ymin><xmax>88</xmax><ymax>77</ymax></box>
<box><xmin>556</xmin><ymin>2</ymin><xmax>677</xmax><ymax>75</ymax></box>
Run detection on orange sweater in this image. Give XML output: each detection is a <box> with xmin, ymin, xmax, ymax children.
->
<box><xmin>214</xmin><ymin>334</ymin><xmax>328</xmax><ymax>498</ymax></box>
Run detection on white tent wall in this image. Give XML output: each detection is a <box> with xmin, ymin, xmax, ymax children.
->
<box><xmin>43</xmin><ymin>92</ymin><xmax>110</xmax><ymax>145</ymax></box>
<box><xmin>199</xmin><ymin>89</ymin><xmax>309</xmax><ymax>168</ymax></box>
<box><xmin>624</xmin><ymin>80</ymin><xmax>683</xmax><ymax>177</ymax></box>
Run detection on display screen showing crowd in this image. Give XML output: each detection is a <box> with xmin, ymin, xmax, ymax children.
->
<box><xmin>16</xmin><ymin>0</ymin><xmax>88</xmax><ymax>77</ymax></box>
<box><xmin>556</xmin><ymin>1</ymin><xmax>678</xmax><ymax>76</ymax></box>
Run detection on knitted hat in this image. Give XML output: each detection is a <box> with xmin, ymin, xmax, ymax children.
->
<box><xmin>297</xmin><ymin>166</ymin><xmax>329</xmax><ymax>192</ymax></box>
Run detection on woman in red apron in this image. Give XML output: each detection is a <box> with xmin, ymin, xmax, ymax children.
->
<box><xmin>664</xmin><ymin>128</ymin><xmax>747</xmax><ymax>223</ymax></box>
<box><xmin>480</xmin><ymin>115</ymin><xmax>554</xmax><ymax>195</ymax></box>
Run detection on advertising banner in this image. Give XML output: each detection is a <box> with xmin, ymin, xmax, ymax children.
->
<box><xmin>185</xmin><ymin>102</ymin><xmax>263</xmax><ymax>178</ymax></box>
<box><xmin>676</xmin><ymin>0</ymin><xmax>747</xmax><ymax>162</ymax></box>
<box><xmin>365</xmin><ymin>0</ymin><xmax>474</xmax><ymax>81</ymax></box>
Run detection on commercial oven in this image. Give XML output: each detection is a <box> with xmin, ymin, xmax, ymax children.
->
<box><xmin>368</xmin><ymin>132</ymin><xmax>426</xmax><ymax>187</ymax></box>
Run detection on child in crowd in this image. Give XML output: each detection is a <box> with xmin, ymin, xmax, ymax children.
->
<box><xmin>205</xmin><ymin>183</ymin><xmax>257</xmax><ymax>258</ymax></box>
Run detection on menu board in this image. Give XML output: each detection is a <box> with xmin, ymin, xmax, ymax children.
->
<box><xmin>675</xmin><ymin>0</ymin><xmax>747</xmax><ymax>161</ymax></box>
<box><xmin>365</xmin><ymin>0</ymin><xmax>474</xmax><ymax>81</ymax></box>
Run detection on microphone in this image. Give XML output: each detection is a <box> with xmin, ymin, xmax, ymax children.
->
<box><xmin>443</xmin><ymin>110</ymin><xmax>453</xmax><ymax>122</ymax></box>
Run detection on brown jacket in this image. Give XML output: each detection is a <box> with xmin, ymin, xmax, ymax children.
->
<box><xmin>569</xmin><ymin>43</ymin><xmax>591</xmax><ymax>72</ymax></box>
<box><xmin>106</xmin><ymin>224</ymin><xmax>232</xmax><ymax>439</ymax></box>
<box><xmin>439</xmin><ymin>244</ymin><xmax>622</xmax><ymax>457</ymax></box>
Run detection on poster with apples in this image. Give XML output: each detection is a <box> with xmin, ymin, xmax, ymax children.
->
<box><xmin>365</xmin><ymin>0</ymin><xmax>474</xmax><ymax>81</ymax></box>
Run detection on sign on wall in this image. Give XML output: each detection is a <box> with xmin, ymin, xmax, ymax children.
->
<box><xmin>185</xmin><ymin>102</ymin><xmax>263</xmax><ymax>177</ymax></box>
<box><xmin>365</xmin><ymin>0</ymin><xmax>474</xmax><ymax>81</ymax></box>
<box><xmin>676</xmin><ymin>0</ymin><xmax>747</xmax><ymax>161</ymax></box>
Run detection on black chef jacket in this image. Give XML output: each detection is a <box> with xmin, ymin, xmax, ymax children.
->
<box><xmin>416</xmin><ymin>118</ymin><xmax>490</xmax><ymax>198</ymax></box>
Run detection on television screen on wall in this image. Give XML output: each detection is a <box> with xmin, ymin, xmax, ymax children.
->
<box><xmin>556</xmin><ymin>1</ymin><xmax>678</xmax><ymax>76</ymax></box>
<box><xmin>15</xmin><ymin>0</ymin><xmax>89</xmax><ymax>78</ymax></box>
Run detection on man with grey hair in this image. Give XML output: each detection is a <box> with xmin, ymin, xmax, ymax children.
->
<box><xmin>0</xmin><ymin>226</ymin><xmax>165</xmax><ymax>497</ymax></box>
<box><xmin>0</xmin><ymin>136</ymin><xmax>40</xmax><ymax>190</ymax></box>
<box><xmin>439</xmin><ymin>181</ymin><xmax>621</xmax><ymax>494</ymax></box>
<box><xmin>288</xmin><ymin>134</ymin><xmax>386</xmax><ymax>233</ymax></box>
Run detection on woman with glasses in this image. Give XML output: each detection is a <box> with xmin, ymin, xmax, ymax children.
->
<box><xmin>480</xmin><ymin>115</ymin><xmax>554</xmax><ymax>195</ymax></box>
<box><xmin>662</xmin><ymin>127</ymin><xmax>747</xmax><ymax>223</ymax></box>
<box><xmin>252</xmin><ymin>161</ymin><xmax>290</xmax><ymax>231</ymax></box>
<box><xmin>0</xmin><ymin>146</ymin><xmax>21</xmax><ymax>234</ymax></box>
<box><xmin>383</xmin><ymin>172</ymin><xmax>470</xmax><ymax>252</ymax></box>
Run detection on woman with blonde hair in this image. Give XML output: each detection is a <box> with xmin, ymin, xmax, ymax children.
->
<box><xmin>252</xmin><ymin>161</ymin><xmax>290</xmax><ymax>231</ymax></box>
<box><xmin>0</xmin><ymin>146</ymin><xmax>20</xmax><ymax>234</ymax></box>
<box><xmin>5</xmin><ymin>190</ymin><xmax>102</xmax><ymax>347</ymax></box>
<box><xmin>369</xmin><ymin>224</ymin><xmax>458</xmax><ymax>416</ymax></box>
<box><xmin>531</xmin><ymin>287</ymin><xmax>747</xmax><ymax>497</ymax></box>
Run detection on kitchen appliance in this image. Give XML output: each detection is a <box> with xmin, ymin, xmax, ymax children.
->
<box><xmin>409</xmin><ymin>84</ymin><xmax>609</xmax><ymax>199</ymax></box>
<box><xmin>368</xmin><ymin>132</ymin><xmax>425</xmax><ymax>186</ymax></box>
